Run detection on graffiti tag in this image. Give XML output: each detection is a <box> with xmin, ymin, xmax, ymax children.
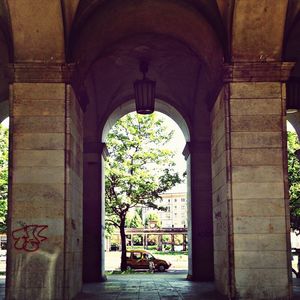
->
<box><xmin>12</xmin><ymin>225</ymin><xmax>48</xmax><ymax>252</ymax></box>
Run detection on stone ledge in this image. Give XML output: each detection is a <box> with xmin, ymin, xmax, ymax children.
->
<box><xmin>224</xmin><ymin>62</ymin><xmax>295</xmax><ymax>82</ymax></box>
<box><xmin>7</xmin><ymin>62</ymin><xmax>75</xmax><ymax>83</ymax></box>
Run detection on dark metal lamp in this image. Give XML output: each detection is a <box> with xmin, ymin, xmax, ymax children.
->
<box><xmin>134</xmin><ymin>61</ymin><xmax>156</xmax><ymax>114</ymax></box>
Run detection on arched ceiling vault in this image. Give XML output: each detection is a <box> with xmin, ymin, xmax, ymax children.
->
<box><xmin>70</xmin><ymin>0</ymin><xmax>225</xmax><ymax>136</ymax></box>
<box><xmin>6</xmin><ymin>0</ymin><xmax>65</xmax><ymax>62</ymax></box>
<box><xmin>3</xmin><ymin>0</ymin><xmax>299</xmax><ymax>124</ymax></box>
<box><xmin>231</xmin><ymin>0</ymin><xmax>289</xmax><ymax>62</ymax></box>
<box><xmin>0</xmin><ymin>1</ymin><xmax>11</xmax><ymax>122</ymax></box>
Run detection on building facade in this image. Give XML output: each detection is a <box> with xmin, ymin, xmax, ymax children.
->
<box><xmin>142</xmin><ymin>192</ymin><xmax>187</xmax><ymax>228</ymax></box>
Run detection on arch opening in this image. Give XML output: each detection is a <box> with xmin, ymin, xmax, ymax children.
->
<box><xmin>103</xmin><ymin>110</ymin><xmax>189</xmax><ymax>274</ymax></box>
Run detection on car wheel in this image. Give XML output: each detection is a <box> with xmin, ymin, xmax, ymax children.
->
<box><xmin>158</xmin><ymin>264</ymin><xmax>165</xmax><ymax>272</ymax></box>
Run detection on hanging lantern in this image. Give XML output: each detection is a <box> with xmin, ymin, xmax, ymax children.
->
<box><xmin>134</xmin><ymin>61</ymin><xmax>156</xmax><ymax>114</ymax></box>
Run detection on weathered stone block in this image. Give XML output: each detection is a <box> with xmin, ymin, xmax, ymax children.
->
<box><xmin>235</xmin><ymin>268</ymin><xmax>288</xmax><ymax>288</ymax></box>
<box><xmin>231</xmin><ymin>148</ymin><xmax>283</xmax><ymax>166</ymax></box>
<box><xmin>231</xmin><ymin>132</ymin><xmax>282</xmax><ymax>148</ymax></box>
<box><xmin>231</xmin><ymin>115</ymin><xmax>282</xmax><ymax>132</ymax></box>
<box><xmin>234</xmin><ymin>233</ymin><xmax>287</xmax><ymax>251</ymax></box>
<box><xmin>13</xmin><ymin>116</ymin><xmax>65</xmax><ymax>133</ymax></box>
<box><xmin>230</xmin><ymin>82</ymin><xmax>281</xmax><ymax>99</ymax></box>
<box><xmin>14</xmin><ymin>150</ymin><xmax>64</xmax><ymax>167</ymax></box>
<box><xmin>214</xmin><ymin>234</ymin><xmax>228</xmax><ymax>251</ymax></box>
<box><xmin>230</xmin><ymin>98</ymin><xmax>282</xmax><ymax>115</ymax></box>
<box><xmin>236</xmin><ymin>284</ymin><xmax>290</xmax><ymax>300</ymax></box>
<box><xmin>211</xmin><ymin>151</ymin><xmax>226</xmax><ymax>178</ymax></box>
<box><xmin>12</xmin><ymin>199</ymin><xmax>64</xmax><ymax>218</ymax></box>
<box><xmin>232</xmin><ymin>199</ymin><xmax>285</xmax><ymax>217</ymax></box>
<box><xmin>233</xmin><ymin>216</ymin><xmax>286</xmax><ymax>234</ymax></box>
<box><xmin>13</xmin><ymin>100</ymin><xmax>65</xmax><ymax>116</ymax></box>
<box><xmin>234</xmin><ymin>250</ymin><xmax>287</xmax><ymax>269</ymax></box>
<box><xmin>232</xmin><ymin>182</ymin><xmax>284</xmax><ymax>199</ymax></box>
<box><xmin>211</xmin><ymin>135</ymin><xmax>226</xmax><ymax>162</ymax></box>
<box><xmin>232</xmin><ymin>166</ymin><xmax>283</xmax><ymax>183</ymax></box>
<box><xmin>212</xmin><ymin>174</ymin><xmax>227</xmax><ymax>195</ymax></box>
<box><xmin>212</xmin><ymin>184</ymin><xmax>228</xmax><ymax>207</ymax></box>
<box><xmin>12</xmin><ymin>183</ymin><xmax>64</xmax><ymax>202</ymax></box>
<box><xmin>13</xmin><ymin>133</ymin><xmax>65</xmax><ymax>150</ymax></box>
<box><xmin>13</xmin><ymin>83</ymin><xmax>65</xmax><ymax>100</ymax></box>
<box><xmin>13</xmin><ymin>166</ymin><xmax>65</xmax><ymax>184</ymax></box>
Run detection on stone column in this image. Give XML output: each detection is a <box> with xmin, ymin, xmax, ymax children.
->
<box><xmin>211</xmin><ymin>62</ymin><xmax>293</xmax><ymax>299</ymax></box>
<box><xmin>82</xmin><ymin>140</ymin><xmax>106</xmax><ymax>282</ymax></box>
<box><xmin>145</xmin><ymin>234</ymin><xmax>148</xmax><ymax>249</ymax></box>
<box><xmin>157</xmin><ymin>234</ymin><xmax>162</xmax><ymax>251</ymax></box>
<box><xmin>171</xmin><ymin>234</ymin><xmax>175</xmax><ymax>252</ymax></box>
<box><xmin>6</xmin><ymin>63</ymin><xmax>83</xmax><ymax>299</ymax></box>
<box><xmin>183</xmin><ymin>141</ymin><xmax>214</xmax><ymax>281</ymax></box>
<box><xmin>183</xmin><ymin>234</ymin><xmax>187</xmax><ymax>251</ymax></box>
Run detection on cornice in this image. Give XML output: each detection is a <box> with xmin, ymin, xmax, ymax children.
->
<box><xmin>7</xmin><ymin>62</ymin><xmax>75</xmax><ymax>83</ymax></box>
<box><xmin>223</xmin><ymin>62</ymin><xmax>295</xmax><ymax>82</ymax></box>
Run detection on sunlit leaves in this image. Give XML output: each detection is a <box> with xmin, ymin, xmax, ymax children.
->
<box><xmin>105</xmin><ymin>112</ymin><xmax>181</xmax><ymax>223</ymax></box>
<box><xmin>0</xmin><ymin>124</ymin><xmax>8</xmax><ymax>233</ymax></box>
<box><xmin>288</xmin><ymin>131</ymin><xmax>300</xmax><ymax>232</ymax></box>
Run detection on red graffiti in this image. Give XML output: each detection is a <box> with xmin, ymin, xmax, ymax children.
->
<box><xmin>12</xmin><ymin>225</ymin><xmax>48</xmax><ymax>252</ymax></box>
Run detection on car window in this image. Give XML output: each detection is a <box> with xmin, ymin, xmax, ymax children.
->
<box><xmin>126</xmin><ymin>252</ymin><xmax>131</xmax><ymax>259</ymax></box>
<box><xmin>132</xmin><ymin>252</ymin><xmax>142</xmax><ymax>259</ymax></box>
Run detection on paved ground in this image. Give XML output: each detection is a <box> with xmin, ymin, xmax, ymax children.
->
<box><xmin>1</xmin><ymin>273</ymin><xmax>300</xmax><ymax>299</ymax></box>
<box><xmin>74</xmin><ymin>271</ymin><xmax>227</xmax><ymax>300</ymax></box>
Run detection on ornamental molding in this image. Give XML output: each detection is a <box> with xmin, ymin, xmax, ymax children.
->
<box><xmin>223</xmin><ymin>62</ymin><xmax>295</xmax><ymax>82</ymax></box>
<box><xmin>7</xmin><ymin>62</ymin><xmax>76</xmax><ymax>83</ymax></box>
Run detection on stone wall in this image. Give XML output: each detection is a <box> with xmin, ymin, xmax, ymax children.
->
<box><xmin>6</xmin><ymin>82</ymin><xmax>83</xmax><ymax>299</ymax></box>
<box><xmin>7</xmin><ymin>83</ymin><xmax>66</xmax><ymax>299</ymax></box>
<box><xmin>229</xmin><ymin>82</ymin><xmax>291</xmax><ymax>299</ymax></box>
<box><xmin>211</xmin><ymin>82</ymin><xmax>291</xmax><ymax>299</ymax></box>
<box><xmin>211</xmin><ymin>87</ymin><xmax>230</xmax><ymax>295</ymax></box>
<box><xmin>65</xmin><ymin>86</ymin><xmax>83</xmax><ymax>298</ymax></box>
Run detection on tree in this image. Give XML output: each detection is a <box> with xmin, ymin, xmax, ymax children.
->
<box><xmin>144</xmin><ymin>212</ymin><xmax>161</xmax><ymax>228</ymax></box>
<box><xmin>126</xmin><ymin>211</ymin><xmax>143</xmax><ymax>229</ymax></box>
<box><xmin>0</xmin><ymin>124</ymin><xmax>8</xmax><ymax>234</ymax></box>
<box><xmin>105</xmin><ymin>112</ymin><xmax>181</xmax><ymax>271</ymax></box>
<box><xmin>288</xmin><ymin>131</ymin><xmax>300</xmax><ymax>232</ymax></box>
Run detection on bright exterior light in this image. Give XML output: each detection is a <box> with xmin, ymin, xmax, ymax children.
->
<box><xmin>134</xmin><ymin>61</ymin><xmax>156</xmax><ymax>114</ymax></box>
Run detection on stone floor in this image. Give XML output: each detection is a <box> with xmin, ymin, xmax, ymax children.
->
<box><xmin>2</xmin><ymin>272</ymin><xmax>300</xmax><ymax>299</ymax></box>
<box><xmin>74</xmin><ymin>271</ymin><xmax>225</xmax><ymax>300</ymax></box>
<box><xmin>75</xmin><ymin>272</ymin><xmax>300</xmax><ymax>300</ymax></box>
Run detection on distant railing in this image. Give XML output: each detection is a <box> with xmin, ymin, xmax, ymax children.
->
<box><xmin>292</xmin><ymin>248</ymin><xmax>300</xmax><ymax>278</ymax></box>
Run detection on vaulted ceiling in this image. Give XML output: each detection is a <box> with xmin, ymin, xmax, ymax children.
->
<box><xmin>0</xmin><ymin>0</ymin><xmax>300</xmax><ymax>128</ymax></box>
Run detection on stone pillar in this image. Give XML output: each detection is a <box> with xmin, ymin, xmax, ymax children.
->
<box><xmin>183</xmin><ymin>234</ymin><xmax>187</xmax><ymax>251</ymax></box>
<box><xmin>171</xmin><ymin>234</ymin><xmax>175</xmax><ymax>252</ymax></box>
<box><xmin>211</xmin><ymin>62</ymin><xmax>293</xmax><ymax>299</ymax></box>
<box><xmin>184</xmin><ymin>141</ymin><xmax>214</xmax><ymax>281</ymax></box>
<box><xmin>145</xmin><ymin>234</ymin><xmax>148</xmax><ymax>249</ymax></box>
<box><xmin>82</xmin><ymin>141</ymin><xmax>106</xmax><ymax>282</ymax></box>
<box><xmin>157</xmin><ymin>234</ymin><xmax>162</xmax><ymax>251</ymax></box>
<box><xmin>6</xmin><ymin>63</ymin><xmax>83</xmax><ymax>299</ymax></box>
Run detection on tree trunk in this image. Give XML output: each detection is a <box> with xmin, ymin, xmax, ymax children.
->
<box><xmin>120</xmin><ymin>217</ymin><xmax>127</xmax><ymax>271</ymax></box>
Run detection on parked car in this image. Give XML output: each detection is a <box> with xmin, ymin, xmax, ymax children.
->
<box><xmin>126</xmin><ymin>249</ymin><xmax>171</xmax><ymax>272</ymax></box>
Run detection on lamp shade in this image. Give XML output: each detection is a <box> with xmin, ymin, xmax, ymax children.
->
<box><xmin>134</xmin><ymin>77</ymin><xmax>156</xmax><ymax>114</ymax></box>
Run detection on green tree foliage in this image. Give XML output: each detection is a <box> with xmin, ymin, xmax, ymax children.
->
<box><xmin>145</xmin><ymin>212</ymin><xmax>161</xmax><ymax>228</ymax></box>
<box><xmin>105</xmin><ymin>112</ymin><xmax>181</xmax><ymax>270</ymax></box>
<box><xmin>126</xmin><ymin>211</ymin><xmax>143</xmax><ymax>228</ymax></box>
<box><xmin>288</xmin><ymin>131</ymin><xmax>300</xmax><ymax>232</ymax></box>
<box><xmin>0</xmin><ymin>124</ymin><xmax>8</xmax><ymax>233</ymax></box>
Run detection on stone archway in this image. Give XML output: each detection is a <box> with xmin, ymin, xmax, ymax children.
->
<box><xmin>3</xmin><ymin>1</ymin><xmax>297</xmax><ymax>299</ymax></box>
